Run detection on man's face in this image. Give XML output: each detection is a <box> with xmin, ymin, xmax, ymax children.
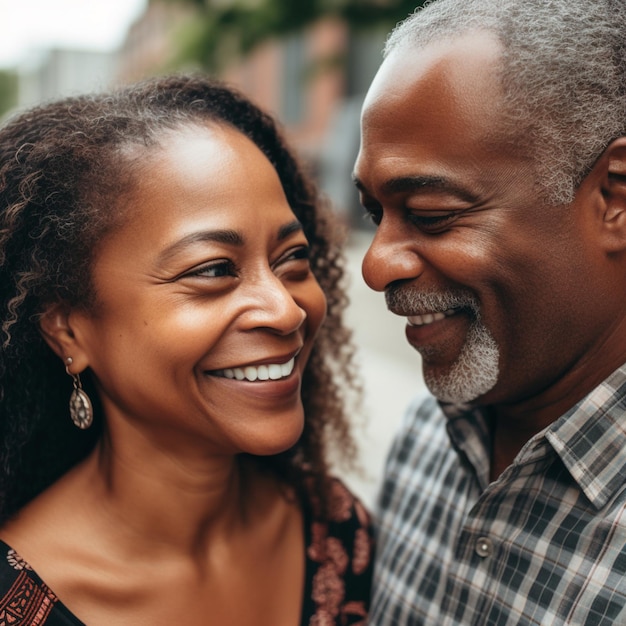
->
<box><xmin>354</xmin><ymin>33</ymin><xmax>620</xmax><ymax>409</ymax></box>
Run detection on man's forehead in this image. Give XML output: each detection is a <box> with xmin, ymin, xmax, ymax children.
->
<box><xmin>354</xmin><ymin>30</ymin><xmax>529</xmax><ymax>198</ymax></box>
<box><xmin>362</xmin><ymin>31</ymin><xmax>504</xmax><ymax>119</ymax></box>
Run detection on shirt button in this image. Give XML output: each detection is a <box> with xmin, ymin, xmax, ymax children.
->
<box><xmin>475</xmin><ymin>536</ymin><xmax>493</xmax><ymax>558</ymax></box>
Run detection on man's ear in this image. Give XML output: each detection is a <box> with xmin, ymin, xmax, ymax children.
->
<box><xmin>39</xmin><ymin>304</ymin><xmax>90</xmax><ymax>372</ymax></box>
<box><xmin>595</xmin><ymin>137</ymin><xmax>626</xmax><ymax>252</ymax></box>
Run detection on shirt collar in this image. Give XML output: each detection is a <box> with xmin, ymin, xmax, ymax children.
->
<box><xmin>441</xmin><ymin>363</ymin><xmax>626</xmax><ymax>508</ymax></box>
<box><xmin>545</xmin><ymin>364</ymin><xmax>626</xmax><ymax>509</ymax></box>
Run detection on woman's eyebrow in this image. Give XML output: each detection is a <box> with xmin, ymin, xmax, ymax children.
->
<box><xmin>157</xmin><ymin>229</ymin><xmax>244</xmax><ymax>265</ymax></box>
<box><xmin>277</xmin><ymin>220</ymin><xmax>303</xmax><ymax>241</ymax></box>
<box><xmin>156</xmin><ymin>220</ymin><xmax>303</xmax><ymax>265</ymax></box>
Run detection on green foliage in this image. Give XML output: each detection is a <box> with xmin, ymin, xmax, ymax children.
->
<box><xmin>0</xmin><ymin>71</ymin><xmax>18</xmax><ymax>119</ymax></box>
<box><xmin>162</xmin><ymin>0</ymin><xmax>427</xmax><ymax>70</ymax></box>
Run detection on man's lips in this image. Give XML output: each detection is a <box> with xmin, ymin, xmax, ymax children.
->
<box><xmin>407</xmin><ymin>308</ymin><xmax>457</xmax><ymax>327</ymax></box>
<box><xmin>404</xmin><ymin>307</ymin><xmax>474</xmax><ymax>358</ymax></box>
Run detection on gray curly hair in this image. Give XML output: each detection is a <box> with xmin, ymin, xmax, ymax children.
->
<box><xmin>385</xmin><ymin>0</ymin><xmax>626</xmax><ymax>204</ymax></box>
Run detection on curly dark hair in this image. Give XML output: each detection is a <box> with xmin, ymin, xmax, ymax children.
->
<box><xmin>0</xmin><ymin>74</ymin><xmax>360</xmax><ymax>522</ymax></box>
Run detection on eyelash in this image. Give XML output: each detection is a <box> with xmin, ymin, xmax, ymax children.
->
<box><xmin>182</xmin><ymin>245</ymin><xmax>310</xmax><ymax>280</ymax></box>
<box><xmin>362</xmin><ymin>207</ymin><xmax>457</xmax><ymax>233</ymax></box>
<box><xmin>362</xmin><ymin>208</ymin><xmax>382</xmax><ymax>226</ymax></box>
<box><xmin>281</xmin><ymin>246</ymin><xmax>310</xmax><ymax>263</ymax></box>
<box><xmin>272</xmin><ymin>245</ymin><xmax>311</xmax><ymax>277</ymax></box>
<box><xmin>188</xmin><ymin>259</ymin><xmax>238</xmax><ymax>279</ymax></box>
<box><xmin>407</xmin><ymin>213</ymin><xmax>457</xmax><ymax>231</ymax></box>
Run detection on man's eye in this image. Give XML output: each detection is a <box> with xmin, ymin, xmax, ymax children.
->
<box><xmin>408</xmin><ymin>212</ymin><xmax>457</xmax><ymax>232</ymax></box>
<box><xmin>362</xmin><ymin>208</ymin><xmax>382</xmax><ymax>226</ymax></box>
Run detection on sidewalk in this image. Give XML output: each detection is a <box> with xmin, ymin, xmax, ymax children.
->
<box><xmin>333</xmin><ymin>230</ymin><xmax>427</xmax><ymax>508</ymax></box>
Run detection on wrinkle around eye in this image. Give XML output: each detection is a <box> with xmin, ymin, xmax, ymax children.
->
<box><xmin>272</xmin><ymin>246</ymin><xmax>313</xmax><ymax>281</ymax></box>
<box><xmin>271</xmin><ymin>243</ymin><xmax>310</xmax><ymax>267</ymax></box>
<box><xmin>406</xmin><ymin>211</ymin><xmax>461</xmax><ymax>233</ymax></box>
<box><xmin>177</xmin><ymin>259</ymin><xmax>239</xmax><ymax>281</ymax></box>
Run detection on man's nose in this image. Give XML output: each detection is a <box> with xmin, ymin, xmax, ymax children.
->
<box><xmin>362</xmin><ymin>223</ymin><xmax>425</xmax><ymax>292</ymax></box>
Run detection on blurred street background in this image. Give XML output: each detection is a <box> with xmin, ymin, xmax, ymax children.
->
<box><xmin>0</xmin><ymin>0</ymin><xmax>429</xmax><ymax>507</ymax></box>
<box><xmin>342</xmin><ymin>231</ymin><xmax>425</xmax><ymax>507</ymax></box>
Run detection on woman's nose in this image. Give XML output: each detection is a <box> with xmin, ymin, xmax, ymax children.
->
<box><xmin>243</xmin><ymin>273</ymin><xmax>307</xmax><ymax>335</ymax></box>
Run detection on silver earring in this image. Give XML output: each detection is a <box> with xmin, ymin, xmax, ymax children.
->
<box><xmin>65</xmin><ymin>357</ymin><xmax>93</xmax><ymax>429</ymax></box>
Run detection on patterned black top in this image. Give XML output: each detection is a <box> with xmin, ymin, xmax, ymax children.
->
<box><xmin>0</xmin><ymin>479</ymin><xmax>373</xmax><ymax>625</ymax></box>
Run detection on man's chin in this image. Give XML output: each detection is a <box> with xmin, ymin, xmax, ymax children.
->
<box><xmin>425</xmin><ymin>374</ymin><xmax>497</xmax><ymax>405</ymax></box>
<box><xmin>422</xmin><ymin>324</ymin><xmax>500</xmax><ymax>404</ymax></box>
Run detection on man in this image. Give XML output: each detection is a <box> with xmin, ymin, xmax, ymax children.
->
<box><xmin>353</xmin><ymin>0</ymin><xmax>626</xmax><ymax>624</ymax></box>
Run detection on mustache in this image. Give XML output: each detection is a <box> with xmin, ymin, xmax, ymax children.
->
<box><xmin>385</xmin><ymin>285</ymin><xmax>480</xmax><ymax>317</ymax></box>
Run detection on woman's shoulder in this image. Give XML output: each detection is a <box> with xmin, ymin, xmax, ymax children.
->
<box><xmin>0</xmin><ymin>540</ymin><xmax>79</xmax><ymax>625</ymax></box>
<box><xmin>0</xmin><ymin>541</ymin><xmax>58</xmax><ymax>618</ymax></box>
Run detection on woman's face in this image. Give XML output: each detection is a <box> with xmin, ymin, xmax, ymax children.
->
<box><xmin>72</xmin><ymin>124</ymin><xmax>327</xmax><ymax>457</ymax></box>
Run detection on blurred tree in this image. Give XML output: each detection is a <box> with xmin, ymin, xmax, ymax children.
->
<box><xmin>161</xmin><ymin>0</ymin><xmax>427</xmax><ymax>70</ymax></box>
<box><xmin>0</xmin><ymin>70</ymin><xmax>18</xmax><ymax>118</ymax></box>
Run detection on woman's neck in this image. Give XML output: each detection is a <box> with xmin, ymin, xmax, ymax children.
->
<box><xmin>0</xmin><ymin>429</ymin><xmax>305</xmax><ymax>626</ymax></box>
<box><xmin>82</xmin><ymin>435</ymin><xmax>272</xmax><ymax>558</ymax></box>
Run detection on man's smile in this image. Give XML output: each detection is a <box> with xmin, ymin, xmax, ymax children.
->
<box><xmin>407</xmin><ymin>308</ymin><xmax>457</xmax><ymax>326</ymax></box>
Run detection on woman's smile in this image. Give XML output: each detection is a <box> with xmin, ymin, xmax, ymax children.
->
<box><xmin>71</xmin><ymin>123</ymin><xmax>327</xmax><ymax>456</ymax></box>
<box><xmin>209</xmin><ymin>354</ymin><xmax>298</xmax><ymax>382</ymax></box>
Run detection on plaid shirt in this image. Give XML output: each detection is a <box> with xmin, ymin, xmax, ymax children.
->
<box><xmin>371</xmin><ymin>365</ymin><xmax>626</xmax><ymax>625</ymax></box>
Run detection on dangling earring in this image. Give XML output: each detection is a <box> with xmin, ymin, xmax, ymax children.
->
<box><xmin>65</xmin><ymin>357</ymin><xmax>93</xmax><ymax>429</ymax></box>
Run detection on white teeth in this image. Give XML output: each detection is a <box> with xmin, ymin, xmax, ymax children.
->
<box><xmin>407</xmin><ymin>308</ymin><xmax>456</xmax><ymax>327</ymax></box>
<box><xmin>215</xmin><ymin>357</ymin><xmax>295</xmax><ymax>382</ymax></box>
<box><xmin>268</xmin><ymin>364</ymin><xmax>282</xmax><ymax>379</ymax></box>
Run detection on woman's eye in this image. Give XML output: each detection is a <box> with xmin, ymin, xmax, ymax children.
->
<box><xmin>186</xmin><ymin>260</ymin><xmax>237</xmax><ymax>279</ymax></box>
<box><xmin>286</xmin><ymin>246</ymin><xmax>310</xmax><ymax>262</ymax></box>
<box><xmin>275</xmin><ymin>245</ymin><xmax>310</xmax><ymax>264</ymax></box>
<box><xmin>273</xmin><ymin>245</ymin><xmax>311</xmax><ymax>276</ymax></box>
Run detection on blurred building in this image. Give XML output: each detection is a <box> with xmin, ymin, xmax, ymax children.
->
<box><xmin>2</xmin><ymin>1</ymin><xmax>391</xmax><ymax>222</ymax></box>
<box><xmin>115</xmin><ymin>0</ymin><xmax>387</xmax><ymax>226</ymax></box>
<box><xmin>12</xmin><ymin>48</ymin><xmax>116</xmax><ymax>111</ymax></box>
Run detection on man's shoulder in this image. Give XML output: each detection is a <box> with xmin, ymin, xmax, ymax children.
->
<box><xmin>378</xmin><ymin>394</ymin><xmax>459</xmax><ymax>508</ymax></box>
<box><xmin>387</xmin><ymin>393</ymin><xmax>448</xmax><ymax>457</ymax></box>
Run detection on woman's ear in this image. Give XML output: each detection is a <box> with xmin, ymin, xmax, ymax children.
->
<box><xmin>39</xmin><ymin>304</ymin><xmax>90</xmax><ymax>371</ymax></box>
<box><xmin>596</xmin><ymin>137</ymin><xmax>626</xmax><ymax>251</ymax></box>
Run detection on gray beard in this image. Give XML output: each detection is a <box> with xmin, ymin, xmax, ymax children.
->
<box><xmin>385</xmin><ymin>286</ymin><xmax>500</xmax><ymax>404</ymax></box>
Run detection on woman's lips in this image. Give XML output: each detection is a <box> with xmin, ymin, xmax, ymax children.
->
<box><xmin>209</xmin><ymin>356</ymin><xmax>296</xmax><ymax>382</ymax></box>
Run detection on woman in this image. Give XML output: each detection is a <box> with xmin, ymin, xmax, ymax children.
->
<box><xmin>0</xmin><ymin>75</ymin><xmax>371</xmax><ymax>625</ymax></box>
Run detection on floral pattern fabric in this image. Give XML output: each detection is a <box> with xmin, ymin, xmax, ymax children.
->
<box><xmin>301</xmin><ymin>478</ymin><xmax>374</xmax><ymax>625</ymax></box>
<box><xmin>0</xmin><ymin>478</ymin><xmax>373</xmax><ymax>625</ymax></box>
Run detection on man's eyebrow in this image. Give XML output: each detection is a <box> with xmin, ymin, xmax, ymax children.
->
<box><xmin>353</xmin><ymin>174</ymin><xmax>478</xmax><ymax>203</ymax></box>
<box><xmin>157</xmin><ymin>220</ymin><xmax>303</xmax><ymax>265</ymax></box>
